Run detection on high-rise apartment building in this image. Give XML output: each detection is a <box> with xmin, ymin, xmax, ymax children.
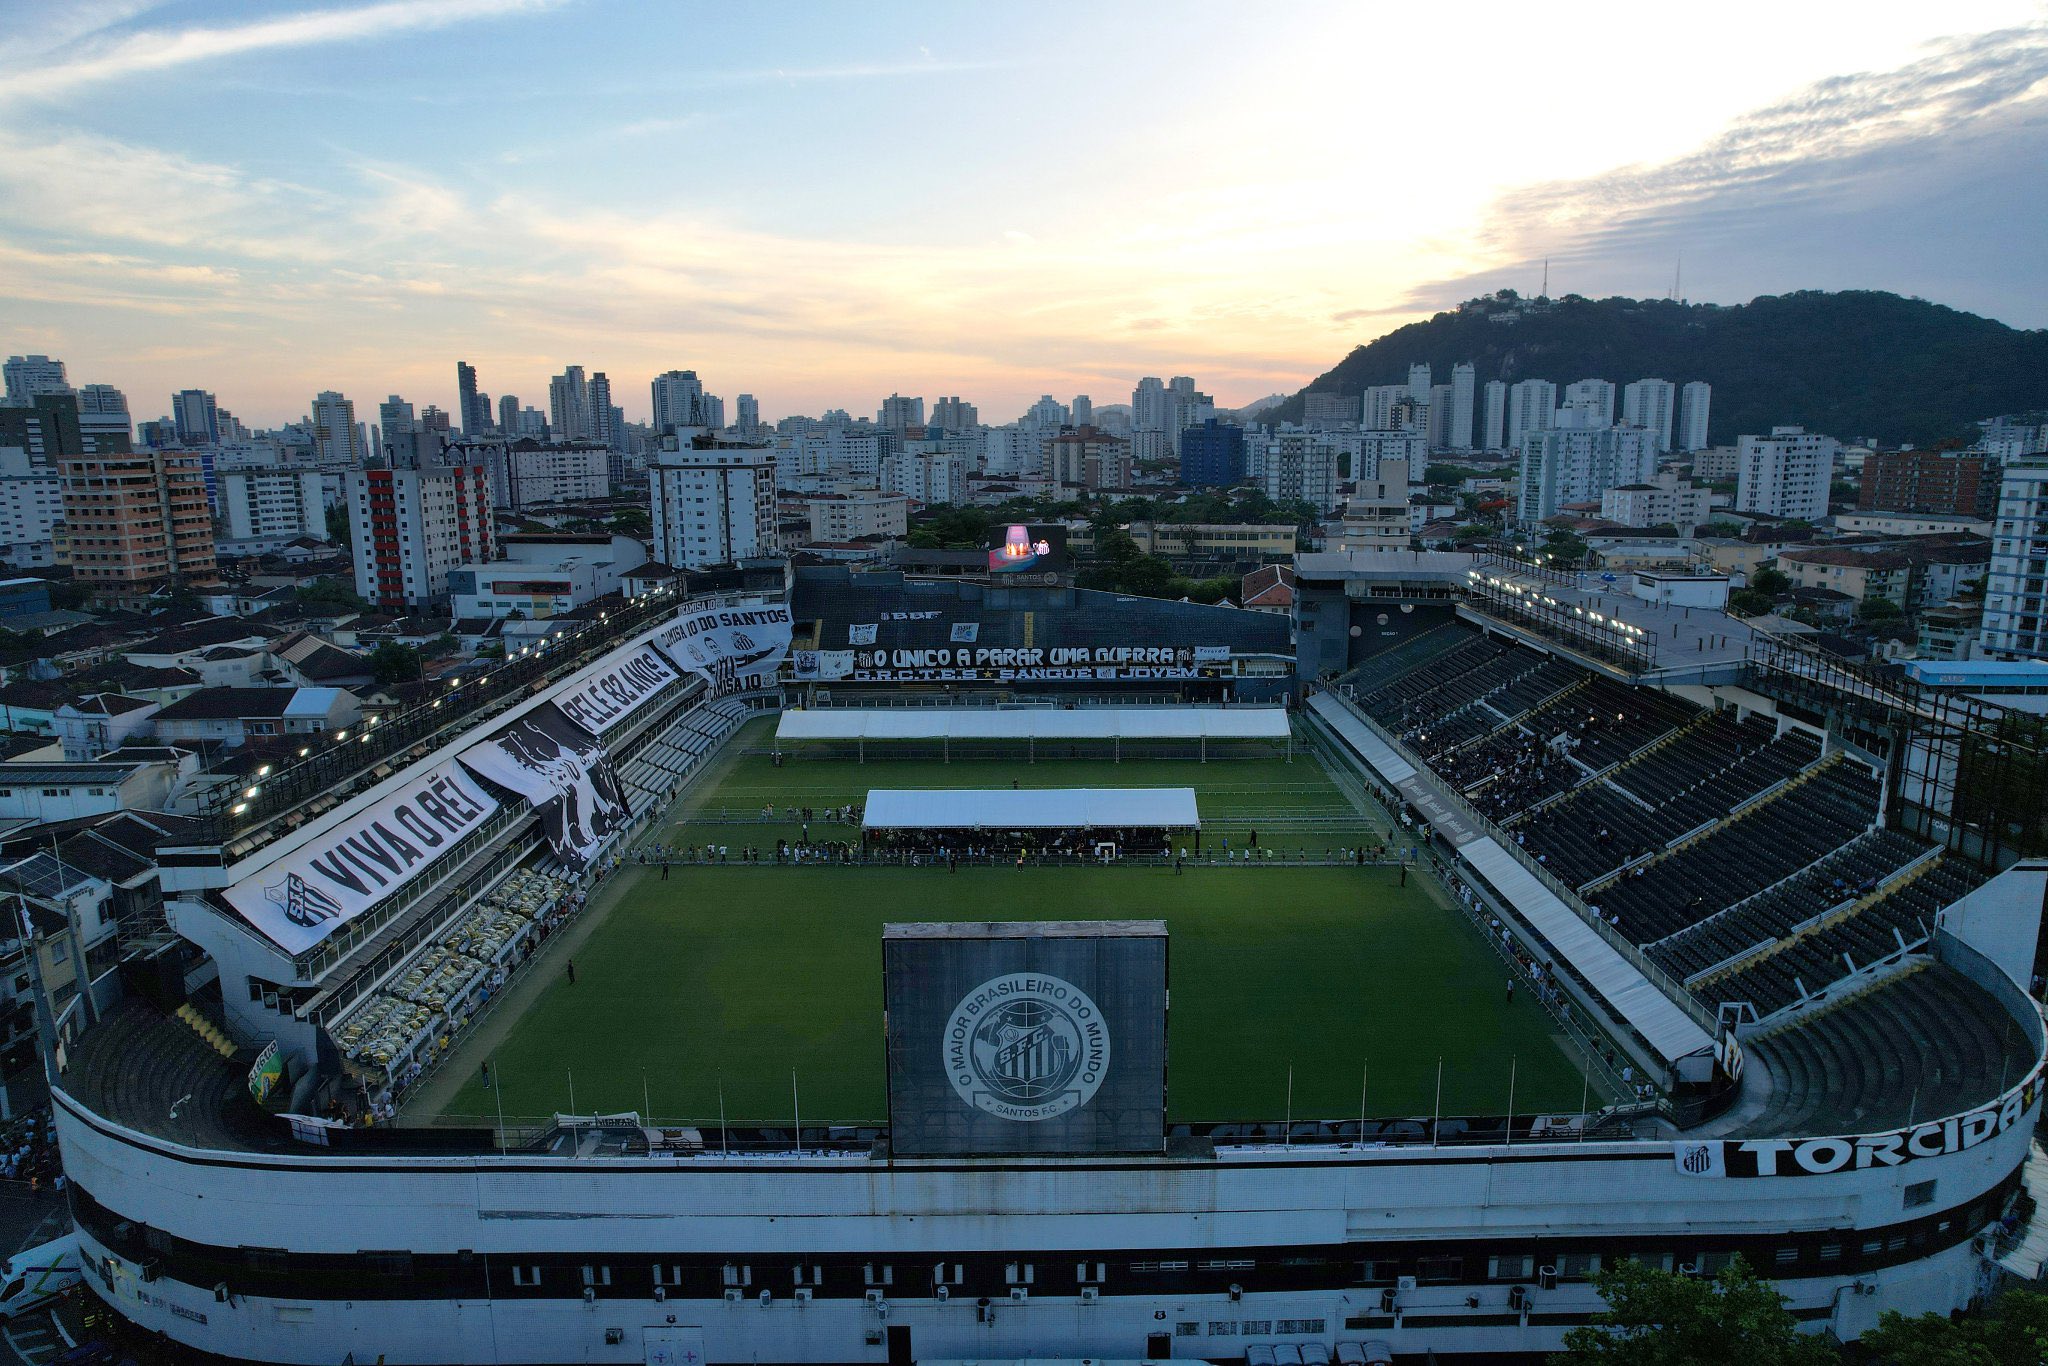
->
<box><xmin>1622</xmin><ymin>379</ymin><xmax>1678</xmax><ymax>453</ymax></box>
<box><xmin>1071</xmin><ymin>396</ymin><xmax>1093</xmax><ymax>428</ymax></box>
<box><xmin>1982</xmin><ymin>463</ymin><xmax>2048</xmax><ymax>659</ymax></box>
<box><xmin>1301</xmin><ymin>392</ymin><xmax>1354</xmax><ymax>428</ymax></box>
<box><xmin>478</xmin><ymin>441</ymin><xmax>609</xmax><ymax>510</ymax></box>
<box><xmin>1516</xmin><ymin>410</ymin><xmax>1658</xmax><ymax>522</ymax></box>
<box><xmin>76</xmin><ymin>385</ymin><xmax>130</xmax><ymax>450</ymax></box>
<box><xmin>1407</xmin><ymin>363</ymin><xmax>1432</xmax><ymax>403</ymax></box>
<box><xmin>879</xmin><ymin>394</ymin><xmax>925</xmax><ymax>432</ymax></box>
<box><xmin>218</xmin><ymin>466</ymin><xmax>326</xmax><ymax>545</ymax></box>
<box><xmin>1505</xmin><ymin>380</ymin><xmax>1557</xmax><ymax>451</ymax></box>
<box><xmin>736</xmin><ymin>395</ymin><xmax>761</xmax><ymax>436</ymax></box>
<box><xmin>173</xmin><ymin>389</ymin><xmax>221</xmax><ymax>447</ymax></box>
<box><xmin>649</xmin><ymin>446</ymin><xmax>779</xmax><ymax>569</ymax></box>
<box><xmin>1044</xmin><ymin>427</ymin><xmax>1130</xmax><ymax>491</ymax></box>
<box><xmin>456</xmin><ymin>361</ymin><xmax>491</xmax><ymax>436</ymax></box>
<box><xmin>3</xmin><ymin>355</ymin><xmax>69</xmax><ymax>402</ymax></box>
<box><xmin>1677</xmin><ymin>381</ymin><xmax>1712</xmax><ymax>452</ymax></box>
<box><xmin>1023</xmin><ymin>396</ymin><xmax>1067</xmax><ymax>431</ymax></box>
<box><xmin>1427</xmin><ymin>384</ymin><xmax>1452</xmax><ymax>448</ymax></box>
<box><xmin>549</xmin><ymin>366</ymin><xmax>590</xmax><ymax>442</ymax></box>
<box><xmin>498</xmin><ymin>394</ymin><xmax>521</xmax><ymax>436</ymax></box>
<box><xmin>650</xmin><ymin>371</ymin><xmax>706</xmax><ymax>436</ymax></box>
<box><xmin>1735</xmin><ymin>426</ymin><xmax>1838</xmax><ymax>520</ymax></box>
<box><xmin>0</xmin><ymin>394</ymin><xmax>87</xmax><ymax>470</ymax></box>
<box><xmin>1179</xmin><ymin>420</ymin><xmax>1247</xmax><ymax>488</ymax></box>
<box><xmin>60</xmin><ymin>450</ymin><xmax>219</xmax><ymax>599</ymax></box>
<box><xmin>1482</xmin><ymin>381</ymin><xmax>1507</xmax><ymax>451</ymax></box>
<box><xmin>1260</xmin><ymin>432</ymin><xmax>1340</xmax><ymax>513</ymax></box>
<box><xmin>348</xmin><ymin>464</ymin><xmax>493</xmax><ymax>610</ymax></box>
<box><xmin>930</xmin><ymin>396</ymin><xmax>979</xmax><ymax>431</ymax></box>
<box><xmin>378</xmin><ymin>395</ymin><xmax>415</xmax><ymax>449</ymax></box>
<box><xmin>1860</xmin><ymin>449</ymin><xmax>2000</xmax><ymax>518</ymax></box>
<box><xmin>1449</xmin><ymin>364</ymin><xmax>1476</xmax><ymax>451</ymax></box>
<box><xmin>1333</xmin><ymin>459</ymin><xmax>1411</xmax><ymax>554</ymax></box>
<box><xmin>311</xmin><ymin>391</ymin><xmax>365</xmax><ymax>463</ymax></box>
<box><xmin>589</xmin><ymin>371</ymin><xmax>617</xmax><ymax>450</ymax></box>
<box><xmin>1131</xmin><ymin>377</ymin><xmax>1168</xmax><ymax>433</ymax></box>
<box><xmin>1562</xmin><ymin>379</ymin><xmax>1615</xmax><ymax>425</ymax></box>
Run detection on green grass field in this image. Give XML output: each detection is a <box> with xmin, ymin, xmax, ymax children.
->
<box><xmin>433</xmin><ymin>728</ymin><xmax>1591</xmax><ymax>1126</ymax></box>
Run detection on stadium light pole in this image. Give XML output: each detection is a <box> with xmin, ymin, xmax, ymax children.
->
<box><xmin>793</xmin><ymin>1070</ymin><xmax>803</xmax><ymax>1154</ymax></box>
<box><xmin>1358</xmin><ymin>1060</ymin><xmax>1368</xmax><ymax>1141</ymax></box>
<box><xmin>1284</xmin><ymin>1064</ymin><xmax>1293</xmax><ymax>1147</ymax></box>
<box><xmin>1431</xmin><ymin>1058</ymin><xmax>1443</xmax><ymax>1148</ymax></box>
<box><xmin>718</xmin><ymin>1074</ymin><xmax>729</xmax><ymax>1154</ymax></box>
<box><xmin>493</xmin><ymin>1062</ymin><xmax>507</xmax><ymax>1151</ymax></box>
<box><xmin>1505</xmin><ymin>1057</ymin><xmax>1517</xmax><ymax>1148</ymax></box>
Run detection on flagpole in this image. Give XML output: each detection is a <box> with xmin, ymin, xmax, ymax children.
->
<box><xmin>1506</xmin><ymin>1056</ymin><xmax>1517</xmax><ymax>1148</ymax></box>
<box><xmin>567</xmin><ymin>1067</ymin><xmax>576</xmax><ymax>1116</ymax></box>
<box><xmin>792</xmin><ymin>1069</ymin><xmax>803</xmax><ymax>1154</ymax></box>
<box><xmin>1284</xmin><ymin>1064</ymin><xmax>1293</xmax><ymax>1147</ymax></box>
<box><xmin>1358</xmin><ymin>1059</ymin><xmax>1368</xmax><ymax>1142</ymax></box>
<box><xmin>493</xmin><ymin>1061</ymin><xmax>506</xmax><ymax>1151</ymax></box>
<box><xmin>718</xmin><ymin>1073</ymin><xmax>729</xmax><ymax>1154</ymax></box>
<box><xmin>1580</xmin><ymin>1053</ymin><xmax>1590</xmax><ymax>1142</ymax></box>
<box><xmin>643</xmin><ymin>1069</ymin><xmax>652</xmax><ymax>1125</ymax></box>
<box><xmin>1432</xmin><ymin>1057</ymin><xmax>1443</xmax><ymax>1147</ymax></box>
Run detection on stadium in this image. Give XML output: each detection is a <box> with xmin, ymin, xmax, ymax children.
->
<box><xmin>47</xmin><ymin>554</ymin><xmax>2048</xmax><ymax>1364</ymax></box>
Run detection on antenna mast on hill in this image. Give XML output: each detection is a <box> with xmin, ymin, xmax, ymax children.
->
<box><xmin>1671</xmin><ymin>258</ymin><xmax>1682</xmax><ymax>302</ymax></box>
<box><xmin>1540</xmin><ymin>258</ymin><xmax>1549</xmax><ymax>299</ymax></box>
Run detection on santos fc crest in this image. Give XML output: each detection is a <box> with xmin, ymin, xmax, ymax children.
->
<box><xmin>944</xmin><ymin>973</ymin><xmax>1110</xmax><ymax>1122</ymax></box>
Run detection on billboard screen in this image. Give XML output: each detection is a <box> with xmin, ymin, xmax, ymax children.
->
<box><xmin>983</xmin><ymin>523</ymin><xmax>1069</xmax><ymax>577</ymax></box>
<box><xmin>884</xmin><ymin>920</ymin><xmax>1166</xmax><ymax>1156</ymax></box>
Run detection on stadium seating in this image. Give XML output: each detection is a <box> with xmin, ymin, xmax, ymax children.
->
<box><xmin>1741</xmin><ymin>963</ymin><xmax>2022</xmax><ymax>1135</ymax></box>
<box><xmin>1704</xmin><ymin>857</ymin><xmax>1986</xmax><ymax>1018</ymax></box>
<box><xmin>1645</xmin><ymin>826</ymin><xmax>1932</xmax><ymax>982</ymax></box>
<box><xmin>1586</xmin><ymin>763</ymin><xmax>1880</xmax><ymax>943</ymax></box>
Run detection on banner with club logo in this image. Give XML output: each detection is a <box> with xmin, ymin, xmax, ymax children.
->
<box><xmin>222</xmin><ymin>759</ymin><xmax>501</xmax><ymax>955</ymax></box>
<box><xmin>648</xmin><ymin>599</ymin><xmax>795</xmax><ymax>696</ymax></box>
<box><xmin>553</xmin><ymin>643</ymin><xmax>678</xmax><ymax>737</ymax></box>
<box><xmin>459</xmin><ymin>703</ymin><xmax>627</xmax><ymax>872</ymax></box>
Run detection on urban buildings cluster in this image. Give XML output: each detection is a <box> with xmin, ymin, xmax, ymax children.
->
<box><xmin>4</xmin><ymin>347</ymin><xmax>2047</xmax><ymax>665</ymax></box>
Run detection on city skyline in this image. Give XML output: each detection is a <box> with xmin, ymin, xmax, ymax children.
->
<box><xmin>1</xmin><ymin>2</ymin><xmax>2044</xmax><ymax>426</ymax></box>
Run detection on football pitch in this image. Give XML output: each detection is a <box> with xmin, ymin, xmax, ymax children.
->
<box><xmin>430</xmin><ymin>728</ymin><xmax>1593</xmax><ymax>1127</ymax></box>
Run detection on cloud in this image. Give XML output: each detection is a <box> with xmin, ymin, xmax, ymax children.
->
<box><xmin>1399</xmin><ymin>21</ymin><xmax>2048</xmax><ymax>320</ymax></box>
<box><xmin>0</xmin><ymin>0</ymin><xmax>569</xmax><ymax>103</ymax></box>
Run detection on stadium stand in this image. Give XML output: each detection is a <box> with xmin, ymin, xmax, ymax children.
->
<box><xmin>1704</xmin><ymin>858</ymin><xmax>1988</xmax><ymax>1018</ymax></box>
<box><xmin>1739</xmin><ymin>962</ymin><xmax>2023</xmax><ymax>1135</ymax></box>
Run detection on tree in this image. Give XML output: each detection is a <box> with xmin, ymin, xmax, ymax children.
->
<box><xmin>295</xmin><ymin>577</ymin><xmax>367</xmax><ymax>612</ymax></box>
<box><xmin>367</xmin><ymin>642</ymin><xmax>424</xmax><ymax>686</ymax></box>
<box><xmin>1751</xmin><ymin>567</ymin><xmax>1791</xmax><ymax>596</ymax></box>
<box><xmin>1552</xmin><ymin>1257</ymin><xmax>1835</xmax><ymax>1366</ymax></box>
<box><xmin>1860</xmin><ymin>1288</ymin><xmax>2048</xmax><ymax>1365</ymax></box>
<box><xmin>1856</xmin><ymin>597</ymin><xmax>1903</xmax><ymax>622</ymax></box>
<box><xmin>326</xmin><ymin>503</ymin><xmax>352</xmax><ymax>548</ymax></box>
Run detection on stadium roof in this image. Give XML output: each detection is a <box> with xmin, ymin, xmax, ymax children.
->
<box><xmin>1462</xmin><ymin>838</ymin><xmax>1714</xmax><ymax>1066</ymax></box>
<box><xmin>863</xmin><ymin>787</ymin><xmax>1199</xmax><ymax>830</ymax></box>
<box><xmin>780</xmin><ymin>707</ymin><xmax>1289</xmax><ymax>743</ymax></box>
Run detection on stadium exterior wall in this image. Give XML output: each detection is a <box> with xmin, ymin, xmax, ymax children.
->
<box><xmin>52</xmin><ymin>1082</ymin><xmax>2031</xmax><ymax>1363</ymax></box>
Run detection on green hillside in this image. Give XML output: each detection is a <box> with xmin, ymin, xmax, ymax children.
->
<box><xmin>1276</xmin><ymin>290</ymin><xmax>2048</xmax><ymax>448</ymax></box>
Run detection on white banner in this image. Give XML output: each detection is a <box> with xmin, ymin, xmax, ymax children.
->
<box><xmin>554</xmin><ymin>644</ymin><xmax>678</xmax><ymax>738</ymax></box>
<box><xmin>648</xmin><ymin>600</ymin><xmax>795</xmax><ymax>695</ymax></box>
<box><xmin>222</xmin><ymin>760</ymin><xmax>500</xmax><ymax>955</ymax></box>
<box><xmin>458</xmin><ymin>704</ymin><xmax>626</xmax><ymax>873</ymax></box>
<box><xmin>950</xmin><ymin>622</ymin><xmax>980</xmax><ymax>643</ymax></box>
<box><xmin>848</xmin><ymin>623</ymin><xmax>878</xmax><ymax>646</ymax></box>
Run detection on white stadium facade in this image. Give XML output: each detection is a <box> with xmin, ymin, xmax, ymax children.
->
<box><xmin>43</xmin><ymin>557</ymin><xmax>2048</xmax><ymax>1363</ymax></box>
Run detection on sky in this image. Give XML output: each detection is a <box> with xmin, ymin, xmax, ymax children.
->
<box><xmin>1</xmin><ymin>0</ymin><xmax>2045</xmax><ymax>428</ymax></box>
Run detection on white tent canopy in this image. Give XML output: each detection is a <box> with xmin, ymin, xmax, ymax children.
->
<box><xmin>779</xmin><ymin>706</ymin><xmax>1288</xmax><ymax>743</ymax></box>
<box><xmin>862</xmin><ymin>787</ymin><xmax>1200</xmax><ymax>831</ymax></box>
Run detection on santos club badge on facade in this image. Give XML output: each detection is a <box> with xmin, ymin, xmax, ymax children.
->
<box><xmin>945</xmin><ymin>974</ymin><xmax>1110</xmax><ymax>1122</ymax></box>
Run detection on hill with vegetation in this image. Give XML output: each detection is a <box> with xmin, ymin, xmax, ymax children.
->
<box><xmin>1274</xmin><ymin>290</ymin><xmax>2048</xmax><ymax>448</ymax></box>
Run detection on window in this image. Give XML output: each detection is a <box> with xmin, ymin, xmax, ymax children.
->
<box><xmin>1075</xmin><ymin>1262</ymin><xmax>1106</xmax><ymax>1284</ymax></box>
<box><xmin>581</xmin><ymin>1265</ymin><xmax>611</xmax><ymax>1288</ymax></box>
<box><xmin>510</xmin><ymin>1265</ymin><xmax>541</xmax><ymax>1287</ymax></box>
<box><xmin>1489</xmin><ymin>1254</ymin><xmax>1535</xmax><ymax>1281</ymax></box>
<box><xmin>1175</xmin><ymin>1322</ymin><xmax>1200</xmax><ymax>1338</ymax></box>
<box><xmin>652</xmin><ymin>1265</ymin><xmax>684</xmax><ymax>1288</ymax></box>
<box><xmin>1004</xmin><ymin>1262</ymin><xmax>1034</xmax><ymax>1286</ymax></box>
<box><xmin>1905</xmin><ymin>1179</ymin><xmax>1937</xmax><ymax>1209</ymax></box>
<box><xmin>721</xmin><ymin>1264</ymin><xmax>752</xmax><ymax>1288</ymax></box>
<box><xmin>931</xmin><ymin>1263</ymin><xmax>963</xmax><ymax>1287</ymax></box>
<box><xmin>1277</xmin><ymin>1319</ymin><xmax>1327</xmax><ymax>1334</ymax></box>
<box><xmin>1416</xmin><ymin>1255</ymin><xmax>1463</xmax><ymax>1283</ymax></box>
<box><xmin>1556</xmin><ymin>1253</ymin><xmax>1602</xmax><ymax>1280</ymax></box>
<box><xmin>1208</xmin><ymin>1321</ymin><xmax>1239</xmax><ymax>1336</ymax></box>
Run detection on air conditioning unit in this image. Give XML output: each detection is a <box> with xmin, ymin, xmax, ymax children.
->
<box><xmin>723</xmin><ymin>1289</ymin><xmax>744</xmax><ymax>1303</ymax></box>
<box><xmin>653</xmin><ymin>1287</ymin><xmax>666</xmax><ymax>1303</ymax></box>
<box><xmin>1229</xmin><ymin>1282</ymin><xmax>1243</xmax><ymax>1302</ymax></box>
<box><xmin>758</xmin><ymin>1289</ymin><xmax>772</xmax><ymax>1307</ymax></box>
<box><xmin>1378</xmin><ymin>1287</ymin><xmax>1397</xmax><ymax>1314</ymax></box>
<box><xmin>794</xmin><ymin>1288</ymin><xmax>813</xmax><ymax>1304</ymax></box>
<box><xmin>936</xmin><ymin>1285</ymin><xmax>949</xmax><ymax>1302</ymax></box>
<box><xmin>1009</xmin><ymin>1288</ymin><xmax>1028</xmax><ymax>1303</ymax></box>
<box><xmin>864</xmin><ymin>1289</ymin><xmax>886</xmax><ymax>1307</ymax></box>
<box><xmin>1508</xmin><ymin>1285</ymin><xmax>1529</xmax><ymax>1312</ymax></box>
<box><xmin>582</xmin><ymin>1287</ymin><xmax>595</xmax><ymax>1304</ymax></box>
<box><xmin>1396</xmin><ymin>1275</ymin><xmax>1418</xmax><ymax>1293</ymax></box>
<box><xmin>1080</xmin><ymin>1287</ymin><xmax>1100</xmax><ymax>1304</ymax></box>
<box><xmin>1538</xmin><ymin>1265</ymin><xmax>1558</xmax><ymax>1291</ymax></box>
